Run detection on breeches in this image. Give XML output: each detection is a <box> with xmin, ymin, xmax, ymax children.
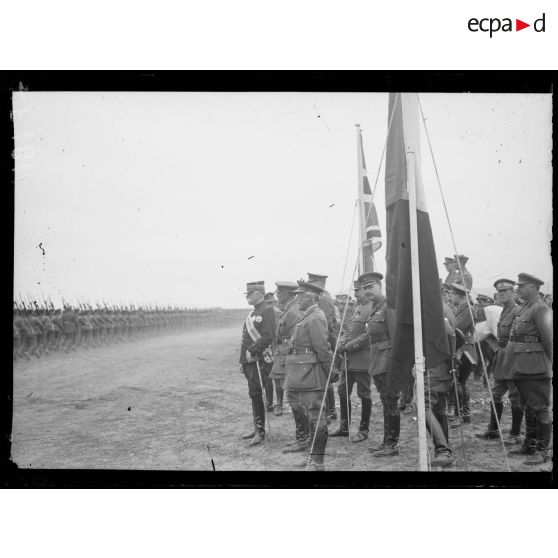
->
<box><xmin>372</xmin><ymin>372</ymin><xmax>400</xmax><ymax>416</ymax></box>
<box><xmin>338</xmin><ymin>369</ymin><xmax>372</xmax><ymax>400</ymax></box>
<box><xmin>513</xmin><ymin>378</ymin><xmax>552</xmax><ymax>425</ymax></box>
<box><xmin>492</xmin><ymin>378</ymin><xmax>523</xmax><ymax>409</ymax></box>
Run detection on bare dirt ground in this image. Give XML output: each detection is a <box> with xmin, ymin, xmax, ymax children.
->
<box><xmin>11</xmin><ymin>326</ymin><xmax>552</xmax><ymax>472</ymax></box>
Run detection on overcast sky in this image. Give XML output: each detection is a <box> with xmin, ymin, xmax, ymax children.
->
<box><xmin>13</xmin><ymin>92</ymin><xmax>552</xmax><ymax>308</ymax></box>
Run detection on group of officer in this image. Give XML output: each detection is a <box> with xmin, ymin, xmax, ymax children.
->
<box><xmin>238</xmin><ymin>255</ymin><xmax>553</xmax><ymax>470</ymax></box>
<box><xmin>13</xmin><ymin>304</ymin><xmax>217</xmax><ymax>361</ymax></box>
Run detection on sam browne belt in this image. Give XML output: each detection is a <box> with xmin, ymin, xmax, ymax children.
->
<box><xmin>509</xmin><ymin>334</ymin><xmax>542</xmax><ymax>343</ymax></box>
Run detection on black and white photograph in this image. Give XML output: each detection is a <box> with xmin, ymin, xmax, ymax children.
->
<box><xmin>9</xmin><ymin>79</ymin><xmax>553</xmax><ymax>478</ymax></box>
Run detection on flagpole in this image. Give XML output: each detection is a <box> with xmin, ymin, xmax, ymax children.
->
<box><xmin>356</xmin><ymin>124</ymin><xmax>367</xmax><ymax>276</ymax></box>
<box><xmin>406</xmin><ymin>146</ymin><xmax>429</xmax><ymax>472</ymax></box>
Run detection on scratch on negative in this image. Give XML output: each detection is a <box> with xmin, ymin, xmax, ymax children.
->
<box><xmin>207</xmin><ymin>445</ymin><xmax>216</xmax><ymax>471</ymax></box>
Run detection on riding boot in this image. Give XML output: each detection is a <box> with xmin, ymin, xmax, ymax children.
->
<box><xmin>477</xmin><ymin>401</ymin><xmax>503</xmax><ymax>438</ymax></box>
<box><xmin>359</xmin><ymin>398</ymin><xmax>372</xmax><ymax>433</ymax></box>
<box><xmin>275</xmin><ymin>381</ymin><xmax>284</xmax><ymax>409</ymax></box>
<box><xmin>311</xmin><ymin>424</ymin><xmax>328</xmax><ymax>467</ymax></box>
<box><xmin>537</xmin><ymin>422</ymin><xmax>552</xmax><ymax>452</ymax></box>
<box><xmin>252</xmin><ymin>395</ymin><xmax>265</xmax><ymax>435</ymax></box>
<box><xmin>387</xmin><ymin>411</ymin><xmax>401</xmax><ymax>447</ymax></box>
<box><xmin>510</xmin><ymin>407</ymin><xmax>524</xmax><ymax>437</ymax></box>
<box><xmin>523</xmin><ymin>422</ymin><xmax>552</xmax><ymax>465</ymax></box>
<box><xmin>292</xmin><ymin>404</ymin><xmax>309</xmax><ymax>446</ymax></box>
<box><xmin>511</xmin><ymin>413</ymin><xmax>537</xmax><ymax>454</ymax></box>
<box><xmin>435</xmin><ymin>412</ymin><xmax>450</xmax><ymax>452</ymax></box>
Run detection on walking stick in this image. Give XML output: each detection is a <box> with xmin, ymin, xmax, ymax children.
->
<box><xmin>255</xmin><ymin>359</ymin><xmax>272</xmax><ymax>438</ymax></box>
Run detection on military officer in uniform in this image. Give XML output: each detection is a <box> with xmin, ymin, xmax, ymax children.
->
<box><xmin>476</xmin><ymin>278</ymin><xmax>523</xmax><ymax>444</ymax></box>
<box><xmin>447</xmin><ymin>283</ymin><xmax>477</xmax><ymax>426</ymax></box>
<box><xmin>239</xmin><ymin>281</ymin><xmax>276</xmax><ymax>447</ymax></box>
<box><xmin>306</xmin><ymin>273</ymin><xmax>340</xmax><ymax>423</ymax></box>
<box><xmin>507</xmin><ymin>273</ymin><xmax>553</xmax><ymax>465</ymax></box>
<box><xmin>270</xmin><ymin>282</ymin><xmax>301</xmax><ymax>419</ymax></box>
<box><xmin>283</xmin><ymin>279</ymin><xmax>333</xmax><ymax>470</ymax></box>
<box><xmin>444</xmin><ymin>255</ymin><xmax>473</xmax><ymax>290</ymax></box>
<box><xmin>362</xmin><ymin>272</ymin><xmax>401</xmax><ymax>458</ymax></box>
<box><xmin>331</xmin><ymin>277</ymin><xmax>373</xmax><ymax>442</ymax></box>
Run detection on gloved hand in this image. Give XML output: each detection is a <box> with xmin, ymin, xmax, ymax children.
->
<box><xmin>345</xmin><ymin>341</ymin><xmax>360</xmax><ymax>353</ymax></box>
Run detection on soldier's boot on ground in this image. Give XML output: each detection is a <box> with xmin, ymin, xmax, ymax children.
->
<box><xmin>325</xmin><ymin>387</ymin><xmax>337</xmax><ymax>423</ymax></box>
<box><xmin>367</xmin><ymin>437</ymin><xmax>387</xmax><ymax>453</ymax></box>
<box><xmin>352</xmin><ymin>398</ymin><xmax>371</xmax><ymax>443</ymax></box>
<box><xmin>476</xmin><ymin>401</ymin><xmax>503</xmax><ymax>439</ymax></box>
<box><xmin>282</xmin><ymin>441</ymin><xmax>309</xmax><ymax>454</ymax></box>
<box><xmin>371</xmin><ymin>443</ymin><xmax>400</xmax><ymax>457</ymax></box>
<box><xmin>274</xmin><ymin>386</ymin><xmax>284</xmax><ymax>416</ymax></box>
<box><xmin>329</xmin><ymin>420</ymin><xmax>349</xmax><ymax>437</ymax></box>
<box><xmin>241</xmin><ymin>431</ymin><xmax>256</xmax><ymax>440</ymax></box>
<box><xmin>523</xmin><ymin>422</ymin><xmax>552</xmax><ymax>466</ymax></box>
<box><xmin>504</xmin><ymin>407</ymin><xmax>525</xmax><ymax>446</ymax></box>
<box><xmin>435</xmin><ymin>412</ymin><xmax>450</xmax><ymax>447</ymax></box>
<box><xmin>431</xmin><ymin>450</ymin><xmax>454</xmax><ymax>468</ymax></box>
<box><xmin>296</xmin><ymin>424</ymin><xmax>326</xmax><ymax>470</ymax></box>
<box><xmin>369</xmin><ymin>406</ymin><xmax>389</xmax><ymax>452</ymax></box>
<box><xmin>309</xmin><ymin>426</ymin><xmax>327</xmax><ymax>470</ymax></box>
<box><xmin>289</xmin><ymin>404</ymin><xmax>309</xmax><ymax>449</ymax></box>
<box><xmin>248</xmin><ymin>431</ymin><xmax>265</xmax><ymax>447</ymax></box>
<box><xmin>372</xmin><ymin>413</ymin><xmax>400</xmax><ymax>457</ymax></box>
<box><xmin>509</xmin><ymin>414</ymin><xmax>538</xmax><ymax>455</ymax></box>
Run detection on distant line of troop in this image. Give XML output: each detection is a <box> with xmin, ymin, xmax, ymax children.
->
<box><xmin>13</xmin><ymin>305</ymin><xmax>220</xmax><ymax>360</ymax></box>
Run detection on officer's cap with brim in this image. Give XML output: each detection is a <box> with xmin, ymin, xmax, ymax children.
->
<box><xmin>353</xmin><ymin>280</ymin><xmax>362</xmax><ymax>290</ymax></box>
<box><xmin>477</xmin><ymin>294</ymin><xmax>494</xmax><ymax>304</ymax></box>
<box><xmin>449</xmin><ymin>283</ymin><xmax>468</xmax><ymax>296</ymax></box>
<box><xmin>245</xmin><ymin>281</ymin><xmax>265</xmax><ymax>294</ymax></box>
<box><xmin>493</xmin><ymin>278</ymin><xmax>515</xmax><ymax>291</ymax></box>
<box><xmin>454</xmin><ymin>254</ymin><xmax>469</xmax><ymax>264</ymax></box>
<box><xmin>358</xmin><ymin>272</ymin><xmax>383</xmax><ymax>287</ymax></box>
<box><xmin>443</xmin><ymin>257</ymin><xmax>456</xmax><ymax>265</ymax></box>
<box><xmin>335</xmin><ymin>293</ymin><xmax>350</xmax><ymax>301</ymax></box>
<box><xmin>294</xmin><ymin>280</ymin><xmax>324</xmax><ymax>295</ymax></box>
<box><xmin>306</xmin><ymin>273</ymin><xmax>328</xmax><ymax>289</ymax></box>
<box><xmin>515</xmin><ymin>273</ymin><xmax>544</xmax><ymax>287</ymax></box>
<box><xmin>274</xmin><ymin>281</ymin><xmax>299</xmax><ymax>292</ymax></box>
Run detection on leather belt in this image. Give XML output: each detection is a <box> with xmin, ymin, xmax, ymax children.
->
<box><xmin>370</xmin><ymin>332</ymin><xmax>389</xmax><ymax>343</ymax></box>
<box><xmin>509</xmin><ymin>334</ymin><xmax>541</xmax><ymax>343</ymax></box>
